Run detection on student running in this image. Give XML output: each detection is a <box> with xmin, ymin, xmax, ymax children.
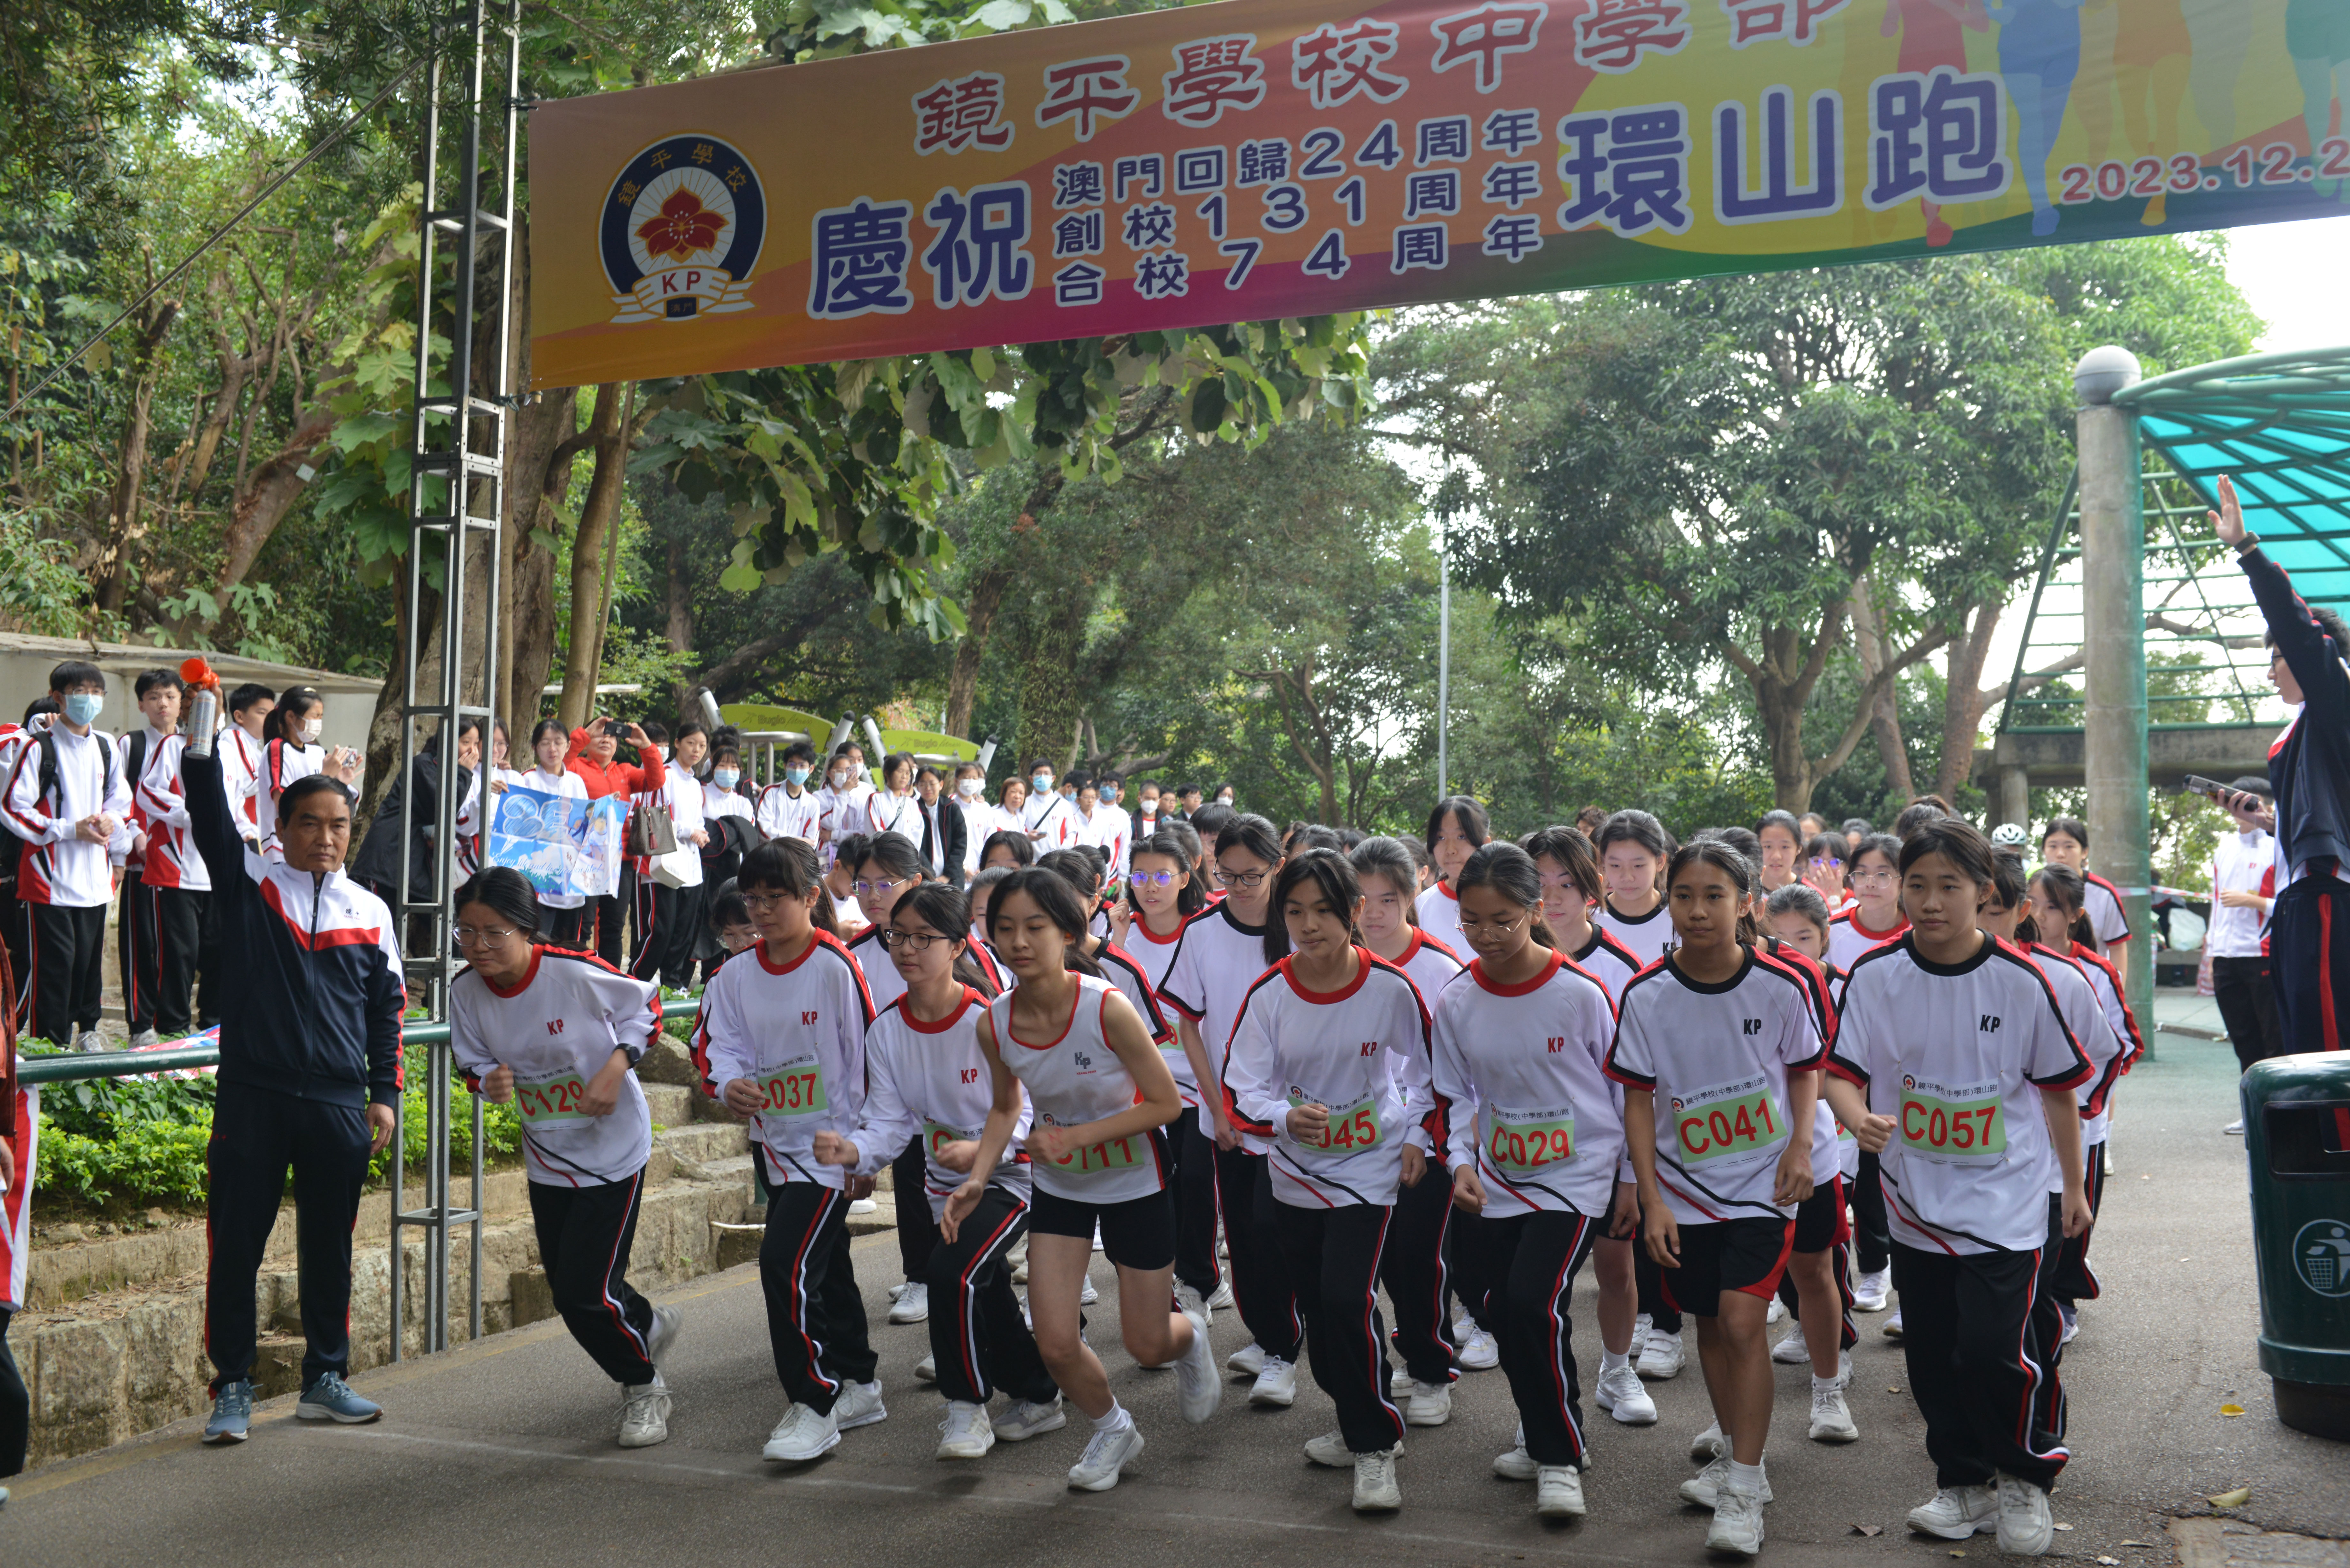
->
<box><xmin>1607</xmin><ymin>837</ymin><xmax>1824</xmax><ymax>1559</ymax></box>
<box><xmin>447</xmin><ymin>868</ymin><xmax>678</xmax><ymax>1448</ymax></box>
<box><xmin>947</xmin><ymin>867</ymin><xmax>1219</xmax><ymax>1492</ymax></box>
<box><xmin>1430</xmin><ymin>842</ymin><xmax>1629</xmax><ymax>1519</ymax></box>
<box><xmin>1823</xmin><ymin>818</ymin><xmax>2093</xmax><ymax>1557</ymax></box>
<box><xmin>1221</xmin><ymin>849</ymin><xmax>1436</xmax><ymax>1512</ymax></box>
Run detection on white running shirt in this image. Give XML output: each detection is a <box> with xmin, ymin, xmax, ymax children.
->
<box><xmin>449</xmin><ymin>948</ymin><xmax>662</xmax><ymax>1187</ymax></box>
<box><xmin>1156</xmin><ymin>900</ymin><xmax>1277</xmax><ymax>1130</ymax></box>
<box><xmin>1594</xmin><ymin>898</ymin><xmax>1677</xmax><ymax>966</ymax></box>
<box><xmin>853</xmin><ymin>987</ymin><xmax>1033</xmax><ymax>1219</ymax></box>
<box><xmin>989</xmin><ymin>974</ymin><xmax>1166</xmax><ymax>1204</ymax></box>
<box><xmin>1414</xmin><ymin>881</ymin><xmax>1464</xmax><ymax>959</ymax></box>
<box><xmin>692</xmin><ymin>930</ymin><xmax>876</xmax><ymax>1189</ymax></box>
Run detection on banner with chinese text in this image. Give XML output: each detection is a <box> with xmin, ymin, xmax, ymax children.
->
<box><xmin>527</xmin><ymin>0</ymin><xmax>2340</xmax><ymax>389</ymax></box>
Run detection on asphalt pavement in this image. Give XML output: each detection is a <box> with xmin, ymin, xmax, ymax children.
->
<box><xmin>5</xmin><ymin>1009</ymin><xmax>2344</xmax><ymax>1567</ymax></box>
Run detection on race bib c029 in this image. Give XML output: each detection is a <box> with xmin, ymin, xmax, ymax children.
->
<box><xmin>1898</xmin><ymin>1076</ymin><xmax>2005</xmax><ymax>1164</ymax></box>
<box><xmin>1672</xmin><ymin>1074</ymin><xmax>1788</xmax><ymax>1168</ymax></box>
<box><xmin>1486</xmin><ymin>1104</ymin><xmax>1576</xmax><ymax>1173</ymax></box>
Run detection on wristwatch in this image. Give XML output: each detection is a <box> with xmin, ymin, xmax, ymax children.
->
<box><xmin>2234</xmin><ymin>533</ymin><xmax>2261</xmax><ymax>555</ymax></box>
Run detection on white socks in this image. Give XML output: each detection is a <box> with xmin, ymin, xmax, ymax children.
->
<box><xmin>1093</xmin><ymin>1400</ymin><xmax>1132</xmax><ymax>1433</ymax></box>
<box><xmin>1600</xmin><ymin>1347</ymin><xmax>1631</xmax><ymax>1374</ymax></box>
<box><xmin>1727</xmin><ymin>1459</ymin><xmax>1765</xmax><ymax>1494</ymax></box>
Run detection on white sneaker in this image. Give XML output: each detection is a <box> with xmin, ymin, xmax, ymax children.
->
<box><xmin>2058</xmin><ymin>1304</ymin><xmax>2080</xmax><ymax>1346</ymax></box>
<box><xmin>1092</xmin><ymin>1223</ymin><xmax>1105</xmax><ymax>1252</ymax></box>
<box><xmin>914</xmin><ymin>1352</ymin><xmax>936</xmax><ymax>1383</ymax></box>
<box><xmin>1173</xmin><ymin>1280</ymin><xmax>1208</xmax><ymax>1322</ymax></box>
<box><xmin>1248</xmin><ymin>1356</ymin><xmax>1299</xmax><ymax>1407</ymax></box>
<box><xmin>1226</xmin><ymin>1341</ymin><xmax>1266</xmax><ymax>1378</ymax></box>
<box><xmin>1689</xmin><ymin>1420</ymin><xmax>1726</xmax><ymax>1462</ymax></box>
<box><xmin>992</xmin><ymin>1396</ymin><xmax>1067</xmax><ymax>1442</ymax></box>
<box><xmin>645</xmin><ymin>1304</ymin><xmax>684</xmax><ymax>1367</ymax></box>
<box><xmin>833</xmin><ymin>1379</ymin><xmax>887</xmax><ymax>1430</ymax></box>
<box><xmin>1707</xmin><ymin>1482</ymin><xmax>1766</xmax><ymax>1557</ymax></box>
<box><xmin>890</xmin><ymin>1282</ymin><xmax>930</xmax><ymax>1324</ymax></box>
<box><xmin>1995</xmin><ymin>1473</ymin><xmax>2055</xmax><ymax>1556</ymax></box>
<box><xmin>936</xmin><ymin>1400</ymin><xmax>995</xmax><ymax>1459</ymax></box>
<box><xmin>1907</xmin><ymin>1484</ymin><xmax>1998</xmax><ymax>1540</ymax></box>
<box><xmin>1390</xmin><ymin>1365</ymin><xmax>1414</xmax><ymax>1396</ymax></box>
<box><xmin>1352</xmin><ymin>1448</ymin><xmax>1402</xmax><ymax>1512</ymax></box>
<box><xmin>1772</xmin><ymin>1321</ymin><xmax>1810</xmax><ymax>1365</ymax></box>
<box><xmin>1493</xmin><ymin>1442</ymin><xmax>1538</xmax><ymax>1481</ymax></box>
<box><xmin>2222</xmin><ymin>1118</ymin><xmax>2245</xmax><ymax>1135</ymax></box>
<box><xmin>1457</xmin><ymin>1325</ymin><xmax>1499</xmax><ymax>1370</ymax></box>
<box><xmin>1852</xmin><ymin>1270</ymin><xmax>1890</xmax><ymax>1312</ymax></box>
<box><xmin>1884</xmin><ymin>1309</ymin><xmax>1904</xmax><ymax>1339</ymax></box>
<box><xmin>1308</xmin><ymin>1429</ymin><xmax>1400</xmax><ymax>1466</ymax></box>
<box><xmin>1068</xmin><ymin>1420</ymin><xmax>1144</xmax><ymax>1491</ymax></box>
<box><xmin>762</xmin><ymin>1402</ymin><xmax>839</xmax><ymax>1462</ymax></box>
<box><xmin>1536</xmin><ymin>1465</ymin><xmax>1587</xmax><ymax>1518</ymax></box>
<box><xmin>1637</xmin><ymin>1329</ymin><xmax>1687</xmax><ymax>1379</ymax></box>
<box><xmin>1632</xmin><ymin>1311</ymin><xmax>1653</xmax><ymax>1356</ymax></box>
<box><xmin>1680</xmin><ymin>1456</ymin><xmax>1773</xmax><ymax>1507</ymax></box>
<box><xmin>1207</xmin><ymin>1279</ymin><xmax>1235</xmax><ymax>1310</ymax></box>
<box><xmin>1080</xmin><ymin>1276</ymin><xmax>1100</xmax><ymax>1307</ymax></box>
<box><xmin>1401</xmin><ymin>1378</ymin><xmax>1452</xmax><ymax>1427</ymax></box>
<box><xmin>1765</xmin><ymin>1295</ymin><xmax>1786</xmax><ymax>1325</ymax></box>
<box><xmin>1595</xmin><ymin>1362</ymin><xmax>1657</xmax><ymax>1425</ymax></box>
<box><xmin>1809</xmin><ymin>1381</ymin><xmax>1858</xmax><ymax>1443</ymax></box>
<box><xmin>617</xmin><ymin>1383</ymin><xmax>671</xmax><ymax>1448</ymax></box>
<box><xmin>847</xmin><ymin>1198</ymin><xmax>878</xmax><ymax>1215</ymax></box>
<box><xmin>1173</xmin><ymin>1301</ymin><xmax>1222</xmax><ymax>1424</ymax></box>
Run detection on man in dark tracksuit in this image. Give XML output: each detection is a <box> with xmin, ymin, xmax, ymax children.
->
<box><xmin>2217</xmin><ymin>476</ymin><xmax>2350</xmax><ymax>1052</ymax></box>
<box><xmin>185</xmin><ymin>742</ymin><xmax>406</xmax><ymax>1443</ymax></box>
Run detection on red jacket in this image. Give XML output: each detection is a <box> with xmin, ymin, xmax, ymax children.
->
<box><xmin>566</xmin><ymin>727</ymin><xmax>653</xmax><ymax>800</ymax></box>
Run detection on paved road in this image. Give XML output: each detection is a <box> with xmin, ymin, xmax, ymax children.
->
<box><xmin>6</xmin><ymin>1017</ymin><xmax>2344</xmax><ymax>1567</ymax></box>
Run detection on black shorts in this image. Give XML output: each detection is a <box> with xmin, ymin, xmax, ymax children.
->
<box><xmin>1027</xmin><ymin>1185</ymin><xmax>1176</xmax><ymax>1272</ymax></box>
<box><xmin>1791</xmin><ymin>1173</ymin><xmax>1848</xmax><ymax>1255</ymax></box>
<box><xmin>1663</xmin><ymin>1215</ymin><xmax>1796</xmax><ymax>1313</ymax></box>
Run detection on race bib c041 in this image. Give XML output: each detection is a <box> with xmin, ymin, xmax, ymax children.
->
<box><xmin>1897</xmin><ymin>1077</ymin><xmax>2005</xmax><ymax>1164</ymax></box>
<box><xmin>1672</xmin><ymin>1074</ymin><xmax>1789</xmax><ymax>1168</ymax></box>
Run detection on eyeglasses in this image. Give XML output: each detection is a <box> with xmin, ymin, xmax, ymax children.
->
<box><xmin>1456</xmin><ymin>911</ymin><xmax>1529</xmax><ymax>937</ymax></box>
<box><xmin>1214</xmin><ymin>865</ymin><xmax>1268</xmax><ymax>891</ymax></box>
<box><xmin>877</xmin><ymin>929</ymin><xmax>945</xmax><ymax>951</ymax></box>
<box><xmin>741</xmin><ymin>892</ymin><xmax>797</xmax><ymax>912</ymax></box>
<box><xmin>1850</xmin><ymin>869</ymin><xmax>1896</xmax><ymax>887</ymax></box>
<box><xmin>853</xmin><ymin>877</ymin><xmax>907</xmax><ymax>896</ymax></box>
<box><xmin>1129</xmin><ymin>870</ymin><xmax>1178</xmax><ymax>887</ymax></box>
<box><xmin>453</xmin><ymin>924</ymin><xmax>519</xmax><ymax>946</ymax></box>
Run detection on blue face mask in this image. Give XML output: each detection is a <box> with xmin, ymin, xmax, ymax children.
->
<box><xmin>714</xmin><ymin>768</ymin><xmax>740</xmax><ymax>790</ymax></box>
<box><xmin>1032</xmin><ymin>774</ymin><xmax>1053</xmax><ymax>792</ymax></box>
<box><xmin>63</xmin><ymin>692</ymin><xmax>104</xmax><ymax>727</ymax></box>
<box><xmin>785</xmin><ymin>766</ymin><xmax>810</xmax><ymax>786</ymax></box>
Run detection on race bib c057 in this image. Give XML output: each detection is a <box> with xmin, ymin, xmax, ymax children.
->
<box><xmin>1898</xmin><ymin>1077</ymin><xmax>2005</xmax><ymax>1164</ymax></box>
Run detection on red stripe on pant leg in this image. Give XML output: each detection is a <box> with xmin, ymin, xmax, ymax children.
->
<box><xmin>959</xmin><ymin>1202</ymin><xmax>1025</xmax><ymax>1399</ymax></box>
<box><xmin>2009</xmin><ymin>1248</ymin><xmax>2069</xmax><ymax>1466</ymax></box>
<box><xmin>1546</xmin><ymin>1213</ymin><xmax>1592</xmax><ymax>1461</ymax></box>
<box><xmin>2323</xmin><ymin>888</ymin><xmax>2341</xmax><ymax>1050</ymax></box>
<box><xmin>1362</xmin><ymin>1206</ymin><xmax>1405</xmax><ymax>1441</ymax></box>
<box><xmin>600</xmin><ymin>1170</ymin><xmax>653</xmax><ymax>1373</ymax></box>
<box><xmin>787</xmin><ymin>1186</ymin><xmax>841</xmax><ymax>1398</ymax></box>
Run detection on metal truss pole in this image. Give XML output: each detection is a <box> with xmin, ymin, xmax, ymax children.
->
<box><xmin>389</xmin><ymin>0</ymin><xmax>520</xmax><ymax>1361</ymax></box>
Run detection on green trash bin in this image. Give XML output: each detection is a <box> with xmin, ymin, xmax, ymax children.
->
<box><xmin>2244</xmin><ymin>1054</ymin><xmax>2350</xmax><ymax>1440</ymax></box>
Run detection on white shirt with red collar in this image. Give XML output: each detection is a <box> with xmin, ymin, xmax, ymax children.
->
<box><xmin>135</xmin><ymin>731</ymin><xmax>211</xmax><ymax>892</ymax></box>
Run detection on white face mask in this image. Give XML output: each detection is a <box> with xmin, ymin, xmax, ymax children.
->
<box><xmin>830</xmin><ymin>770</ymin><xmax>852</xmax><ymax>790</ymax></box>
<box><xmin>957</xmin><ymin>778</ymin><xmax>982</xmax><ymax>798</ymax></box>
<box><xmin>302</xmin><ymin>718</ymin><xmax>323</xmax><ymax>744</ymax></box>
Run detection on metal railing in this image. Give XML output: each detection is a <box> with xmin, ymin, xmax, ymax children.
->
<box><xmin>17</xmin><ymin>997</ymin><xmax>701</xmax><ymax>1087</ymax></box>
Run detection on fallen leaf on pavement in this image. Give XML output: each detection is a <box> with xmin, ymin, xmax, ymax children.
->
<box><xmin>2097</xmin><ymin>1557</ymin><xmax>2122</xmax><ymax>1565</ymax></box>
<box><xmin>2221</xmin><ymin>1404</ymin><xmax>2245</xmax><ymax>1416</ymax></box>
<box><xmin>2120</xmin><ymin>1542</ymin><xmax>2153</xmax><ymax>1549</ymax></box>
<box><xmin>2052</xmin><ymin>1523</ymin><xmax>2073</xmax><ymax>1531</ymax></box>
<box><xmin>2209</xmin><ymin>1486</ymin><xmax>2252</xmax><ymax>1508</ymax></box>
<box><xmin>1850</xmin><ymin>1525</ymin><xmax>1882</xmax><ymax>1537</ymax></box>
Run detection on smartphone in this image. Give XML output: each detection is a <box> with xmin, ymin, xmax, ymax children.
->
<box><xmin>2183</xmin><ymin>775</ymin><xmax>2233</xmax><ymax>803</ymax></box>
<box><xmin>604</xmin><ymin>719</ymin><xmax>627</xmax><ymax>739</ymax></box>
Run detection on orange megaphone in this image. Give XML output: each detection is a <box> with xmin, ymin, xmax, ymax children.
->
<box><xmin>180</xmin><ymin>657</ymin><xmax>221</xmax><ymax>693</ymax></box>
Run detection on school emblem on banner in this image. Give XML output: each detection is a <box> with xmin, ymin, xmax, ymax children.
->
<box><xmin>600</xmin><ymin>133</ymin><xmax>767</xmax><ymax>324</ymax></box>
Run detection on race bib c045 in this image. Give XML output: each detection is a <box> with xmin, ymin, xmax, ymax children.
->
<box><xmin>1288</xmin><ymin>1090</ymin><xmax>1381</xmax><ymax>1155</ymax></box>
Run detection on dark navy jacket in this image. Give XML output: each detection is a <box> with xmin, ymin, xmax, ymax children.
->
<box><xmin>187</xmin><ymin>750</ymin><xmax>407</xmax><ymax>1108</ymax></box>
<box><xmin>2242</xmin><ymin>546</ymin><xmax>2350</xmax><ymax>883</ymax></box>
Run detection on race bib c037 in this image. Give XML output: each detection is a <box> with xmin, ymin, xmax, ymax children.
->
<box><xmin>760</xmin><ymin>1058</ymin><xmax>829</xmax><ymax>1118</ymax></box>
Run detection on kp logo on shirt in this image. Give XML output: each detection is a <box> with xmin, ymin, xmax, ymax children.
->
<box><xmin>1072</xmin><ymin>1048</ymin><xmax>1095</xmax><ymax>1074</ymax></box>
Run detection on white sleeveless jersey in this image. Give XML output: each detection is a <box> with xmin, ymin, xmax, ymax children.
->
<box><xmin>449</xmin><ymin>948</ymin><xmax>662</xmax><ymax>1187</ymax></box>
<box><xmin>691</xmin><ymin>930</ymin><xmax>876</xmax><ymax>1189</ymax></box>
<box><xmin>989</xmin><ymin>973</ymin><xmax>1167</xmax><ymax>1204</ymax></box>
<box><xmin>855</xmin><ymin>987</ymin><xmax>1032</xmax><ymax>1220</ymax></box>
<box><xmin>1431</xmin><ymin>951</ymin><xmax>1623</xmax><ymax>1220</ymax></box>
<box><xmin>1828</xmin><ymin>935</ymin><xmax>2090</xmax><ymax>1255</ymax></box>
<box><xmin>1157</xmin><ymin>900</ymin><xmax>1278</xmax><ymax>1135</ymax></box>
<box><xmin>1222</xmin><ymin>951</ymin><xmax>1436</xmax><ymax>1209</ymax></box>
<box><xmin>1413</xmin><ymin>881</ymin><xmax>1465</xmax><ymax>959</ymax></box>
<box><xmin>1594</xmin><ymin>898</ymin><xmax>1677</xmax><ymax>966</ymax></box>
<box><xmin>2032</xmin><ymin>943</ymin><xmax>2129</xmax><ymax>1149</ymax></box>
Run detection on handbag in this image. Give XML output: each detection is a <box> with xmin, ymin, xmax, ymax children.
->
<box><xmin>625</xmin><ymin>796</ymin><xmax>680</xmax><ymax>860</ymax></box>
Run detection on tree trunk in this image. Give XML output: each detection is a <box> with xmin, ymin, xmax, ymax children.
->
<box><xmin>1010</xmin><ymin>587</ymin><xmax>1088</xmax><ymax>770</ymax></box>
<box><xmin>555</xmin><ymin>384</ymin><xmax>636</xmax><ymax>730</ymax></box>
<box><xmin>943</xmin><ymin>562</ymin><xmax>1010</xmax><ymax>738</ymax></box>
<box><xmin>1260</xmin><ymin>659</ymin><xmax>1339</xmax><ymax>823</ymax></box>
<box><xmin>1936</xmin><ymin>599</ymin><xmax>2005</xmax><ymax>804</ymax></box>
<box><xmin>495</xmin><ymin>385</ymin><xmax>577</xmax><ymax>737</ymax></box>
<box><xmin>663</xmin><ymin>534</ymin><xmax>696</xmax><ymax>717</ymax></box>
<box><xmin>1847</xmin><ymin>575</ymin><xmax>1915</xmax><ymax>800</ymax></box>
<box><xmin>92</xmin><ymin>301</ymin><xmax>181</xmax><ymax>616</ymax></box>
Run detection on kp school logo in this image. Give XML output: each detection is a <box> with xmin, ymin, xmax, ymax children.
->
<box><xmin>600</xmin><ymin>134</ymin><xmax>766</xmax><ymax>324</ymax></box>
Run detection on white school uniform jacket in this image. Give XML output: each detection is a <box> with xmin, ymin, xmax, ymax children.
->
<box><xmin>1825</xmin><ymin>906</ymin><xmax>1908</xmax><ymax>973</ymax></box>
<box><xmin>135</xmin><ymin>733</ymin><xmax>211</xmax><ymax>893</ymax></box>
<box><xmin>219</xmin><ymin>726</ymin><xmax>265</xmax><ymax>841</ymax></box>
<box><xmin>1222</xmin><ymin>950</ymin><xmax>1437</xmax><ymax>1208</ymax></box>
<box><xmin>1432</xmin><ymin>950</ymin><xmax>1624</xmax><ymax>1219</ymax></box>
<box><xmin>1827</xmin><ymin>934</ymin><xmax>2091</xmax><ymax>1256</ymax></box>
<box><xmin>1021</xmin><ymin>789</ymin><xmax>1079</xmax><ymax>850</ymax></box>
<box><xmin>818</xmin><ymin>780</ymin><xmax>873</xmax><ymax>843</ymax></box>
<box><xmin>988</xmin><ymin>973</ymin><xmax>1168</xmax><ymax>1204</ymax></box>
<box><xmin>1075</xmin><ymin>803</ymin><xmax>1129</xmax><ymax>879</ymax></box>
<box><xmin>955</xmin><ymin>796</ymin><xmax>991</xmax><ymax>875</ymax></box>
<box><xmin>2023</xmin><ymin>942</ymin><xmax>2127</xmax><ymax>1151</ymax></box>
<box><xmin>1156</xmin><ymin>900</ymin><xmax>1277</xmax><ymax>1123</ymax></box>
<box><xmin>258</xmin><ymin>736</ymin><xmax>325</xmax><ymax>859</ymax></box>
<box><xmin>2077</xmin><ymin>870</ymin><xmax>2132</xmax><ymax>955</ymax></box>
<box><xmin>756</xmin><ymin>782</ymin><xmax>822</xmax><ymax>844</ymax></box>
<box><xmin>867</xmin><ymin>787</ymin><xmax>922</xmax><ymax>843</ymax></box>
<box><xmin>2208</xmin><ymin>828</ymin><xmax>2277</xmax><ymax>958</ymax></box>
<box><xmin>1565</xmin><ymin>924</ymin><xmax>1643</xmax><ymax>1006</ymax></box>
<box><xmin>449</xmin><ymin>947</ymin><xmax>662</xmax><ymax>1187</ymax></box>
<box><xmin>3</xmin><ymin>724</ymin><xmax>133</xmax><ymax>908</ymax></box>
<box><xmin>692</xmin><ymin>930</ymin><xmax>876</xmax><ymax>1189</ymax></box>
<box><xmin>1594</xmin><ymin>897</ymin><xmax>1677</xmax><ymax>967</ymax></box>
<box><xmin>1414</xmin><ymin>881</ymin><xmax>1464</xmax><ymax>959</ymax></box>
<box><xmin>852</xmin><ymin>986</ymin><xmax>1034</xmax><ymax>1220</ymax></box>
<box><xmin>1605</xmin><ymin>948</ymin><xmax>1824</xmax><ymax>1226</ymax></box>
